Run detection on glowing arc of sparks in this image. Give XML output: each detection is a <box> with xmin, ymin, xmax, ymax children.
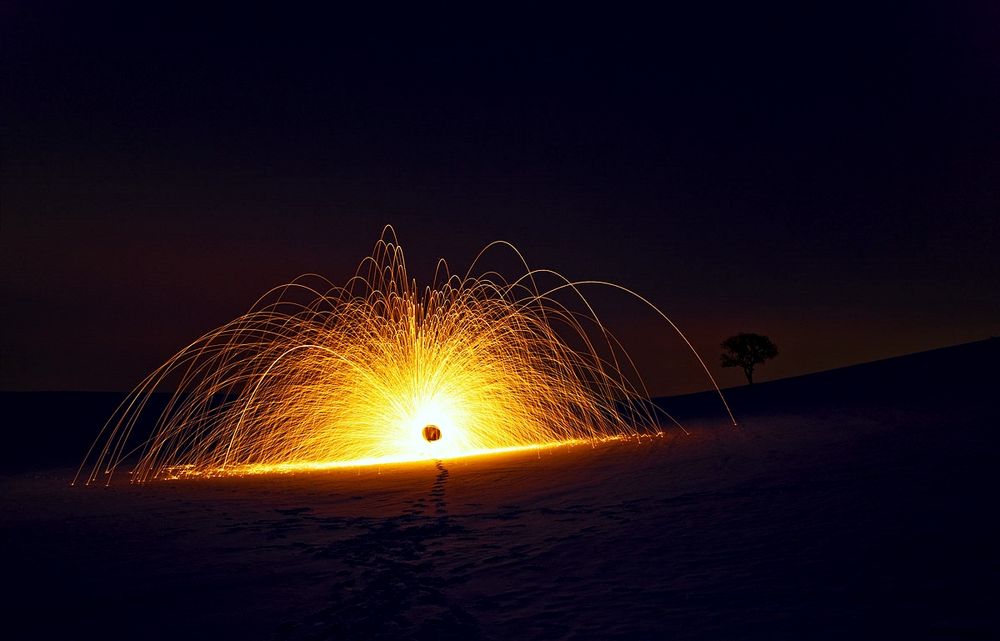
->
<box><xmin>75</xmin><ymin>227</ymin><xmax>734</xmax><ymax>485</ymax></box>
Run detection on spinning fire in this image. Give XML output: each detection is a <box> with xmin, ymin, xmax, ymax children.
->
<box><xmin>76</xmin><ymin>228</ymin><xmax>733</xmax><ymax>484</ymax></box>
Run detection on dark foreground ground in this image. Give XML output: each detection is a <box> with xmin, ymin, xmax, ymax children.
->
<box><xmin>3</xmin><ymin>339</ymin><xmax>998</xmax><ymax>639</ymax></box>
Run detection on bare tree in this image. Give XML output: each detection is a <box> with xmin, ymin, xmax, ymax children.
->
<box><xmin>721</xmin><ymin>333</ymin><xmax>778</xmax><ymax>385</ymax></box>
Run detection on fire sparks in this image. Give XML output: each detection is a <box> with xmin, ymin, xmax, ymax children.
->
<box><xmin>76</xmin><ymin>227</ymin><xmax>733</xmax><ymax>484</ymax></box>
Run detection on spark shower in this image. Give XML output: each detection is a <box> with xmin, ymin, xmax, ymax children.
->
<box><xmin>76</xmin><ymin>228</ymin><xmax>734</xmax><ymax>484</ymax></box>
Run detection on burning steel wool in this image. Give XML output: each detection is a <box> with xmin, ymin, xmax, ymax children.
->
<box><xmin>76</xmin><ymin>227</ymin><xmax>733</xmax><ymax>484</ymax></box>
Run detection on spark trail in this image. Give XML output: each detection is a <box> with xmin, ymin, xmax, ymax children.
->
<box><xmin>77</xmin><ymin>227</ymin><xmax>733</xmax><ymax>484</ymax></box>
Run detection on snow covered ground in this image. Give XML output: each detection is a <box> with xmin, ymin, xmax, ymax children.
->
<box><xmin>4</xmin><ymin>339</ymin><xmax>998</xmax><ymax>639</ymax></box>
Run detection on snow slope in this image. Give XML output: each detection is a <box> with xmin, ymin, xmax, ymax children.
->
<box><xmin>3</xmin><ymin>339</ymin><xmax>998</xmax><ymax>639</ymax></box>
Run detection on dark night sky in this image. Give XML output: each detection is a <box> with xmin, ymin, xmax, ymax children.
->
<box><xmin>2</xmin><ymin>2</ymin><xmax>998</xmax><ymax>394</ymax></box>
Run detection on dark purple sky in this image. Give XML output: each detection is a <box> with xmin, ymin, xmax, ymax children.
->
<box><xmin>2</xmin><ymin>3</ymin><xmax>998</xmax><ymax>394</ymax></box>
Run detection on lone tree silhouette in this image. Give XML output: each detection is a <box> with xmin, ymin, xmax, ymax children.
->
<box><xmin>721</xmin><ymin>333</ymin><xmax>778</xmax><ymax>385</ymax></box>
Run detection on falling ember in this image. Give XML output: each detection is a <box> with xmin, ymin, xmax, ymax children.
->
<box><xmin>76</xmin><ymin>226</ymin><xmax>734</xmax><ymax>484</ymax></box>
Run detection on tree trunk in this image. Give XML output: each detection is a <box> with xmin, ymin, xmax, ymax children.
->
<box><xmin>745</xmin><ymin>366</ymin><xmax>754</xmax><ymax>385</ymax></box>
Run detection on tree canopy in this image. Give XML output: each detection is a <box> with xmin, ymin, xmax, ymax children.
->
<box><xmin>721</xmin><ymin>333</ymin><xmax>778</xmax><ymax>385</ymax></box>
